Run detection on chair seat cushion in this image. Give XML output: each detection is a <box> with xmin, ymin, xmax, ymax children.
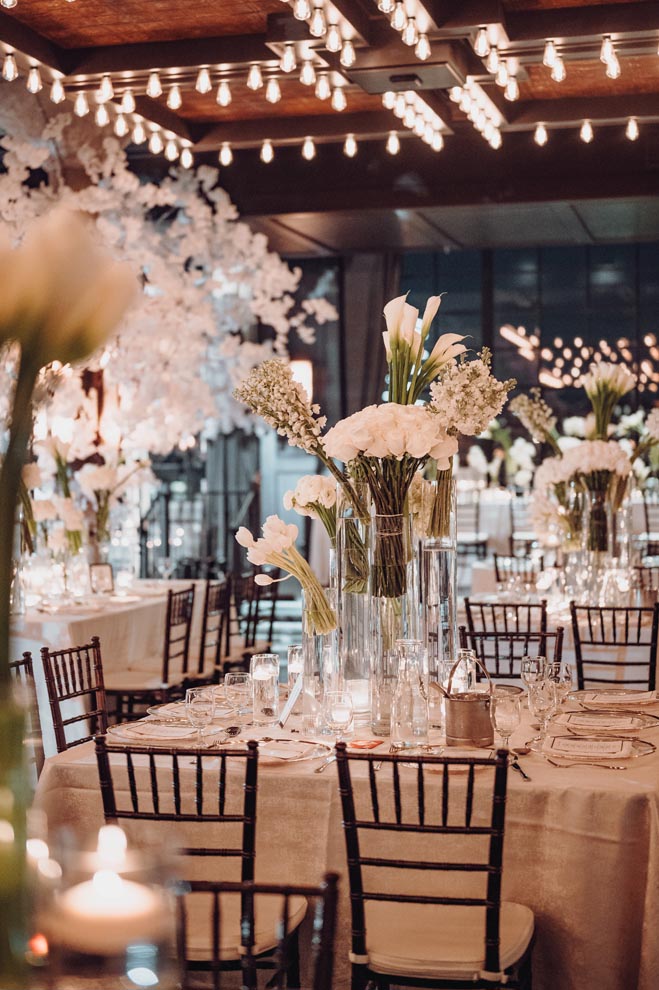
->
<box><xmin>183</xmin><ymin>891</ymin><xmax>307</xmax><ymax>962</ymax></box>
<box><xmin>364</xmin><ymin>900</ymin><xmax>534</xmax><ymax>980</ymax></box>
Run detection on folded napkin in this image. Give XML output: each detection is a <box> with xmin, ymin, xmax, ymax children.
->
<box><xmin>543</xmin><ymin>735</ymin><xmax>633</xmax><ymax>759</ymax></box>
<box><xmin>564</xmin><ymin>712</ymin><xmax>638</xmax><ymax>730</ymax></box>
<box><xmin>584</xmin><ymin>690</ymin><xmax>656</xmax><ymax>707</ymax></box>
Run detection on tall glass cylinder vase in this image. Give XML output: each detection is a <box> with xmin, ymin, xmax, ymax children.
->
<box><xmin>369</xmin><ymin>512</ymin><xmax>419</xmax><ymax>735</ymax></box>
<box><xmin>583</xmin><ymin>483</ymin><xmax>612</xmax><ymax>603</ymax></box>
<box><xmin>0</xmin><ymin>687</ymin><xmax>29</xmax><ymax>989</ymax></box>
<box><xmin>336</xmin><ymin>484</ymin><xmax>371</xmax><ymax>725</ymax></box>
<box><xmin>301</xmin><ymin>591</ymin><xmax>339</xmax><ymax>735</ymax></box>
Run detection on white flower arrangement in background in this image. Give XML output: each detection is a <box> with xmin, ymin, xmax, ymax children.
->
<box><xmin>429</xmin><ymin>348</ymin><xmax>515</xmax><ymax>438</ymax></box>
<box><xmin>581</xmin><ymin>361</ymin><xmax>637</xmax><ymax>439</ymax></box>
<box><xmin>509</xmin><ymin>388</ymin><xmax>560</xmax><ymax>451</ymax></box>
<box><xmin>283</xmin><ymin>475</ymin><xmax>337</xmax><ymax>545</ymax></box>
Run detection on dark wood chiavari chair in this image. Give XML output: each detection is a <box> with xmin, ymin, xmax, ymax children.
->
<box><xmin>104</xmin><ymin>584</ymin><xmax>196</xmax><ymax>720</ymax></box>
<box><xmin>456</xmin><ymin>490</ymin><xmax>488</xmax><ymax>560</ymax></box>
<box><xmin>634</xmin><ymin>562</ymin><xmax>659</xmax><ymax>592</ymax></box>
<box><xmin>570</xmin><ymin>601</ymin><xmax>659</xmax><ymax>690</ymax></box>
<box><xmin>9</xmin><ymin>651</ymin><xmax>45</xmax><ymax>778</ymax></box>
<box><xmin>493</xmin><ymin>554</ymin><xmax>545</xmax><ymax>587</ymax></box>
<box><xmin>508</xmin><ymin>495</ymin><xmax>537</xmax><ymax>556</ymax></box>
<box><xmin>194</xmin><ymin>577</ymin><xmax>232</xmax><ymax>686</ymax></box>
<box><xmin>334</xmin><ymin>744</ymin><xmax>534</xmax><ymax>990</ymax></box>
<box><xmin>223</xmin><ymin>569</ymin><xmax>279</xmax><ymax>671</ymax></box>
<box><xmin>639</xmin><ymin>490</ymin><xmax>659</xmax><ymax>557</ymax></box>
<box><xmin>177</xmin><ymin>873</ymin><xmax>338</xmax><ymax>990</ymax></box>
<box><xmin>41</xmin><ymin>636</ymin><xmax>108</xmax><ymax>753</ymax></box>
<box><xmin>465</xmin><ymin>598</ymin><xmax>548</xmax><ymax>637</ymax></box>
<box><xmin>459</xmin><ymin>626</ymin><xmax>564</xmax><ymax>680</ymax></box>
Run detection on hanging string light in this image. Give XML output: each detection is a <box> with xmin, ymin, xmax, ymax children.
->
<box><xmin>73</xmin><ymin>91</ymin><xmax>90</xmax><ymax>117</ymax></box>
<box><xmin>331</xmin><ymin>86</ymin><xmax>347</xmax><ymax>111</ymax></box>
<box><xmin>0</xmin><ymin>0</ymin><xmax>17</xmax><ymax>8</ymax></box>
<box><xmin>485</xmin><ymin>45</ymin><xmax>499</xmax><ymax>73</ymax></box>
<box><xmin>504</xmin><ymin>75</ymin><xmax>519</xmax><ymax>101</ymax></box>
<box><xmin>180</xmin><ymin>146</ymin><xmax>194</xmax><ymax>169</ymax></box>
<box><xmin>543</xmin><ymin>40</ymin><xmax>557</xmax><ymax>67</ymax></box>
<box><xmin>391</xmin><ymin>2</ymin><xmax>407</xmax><ymax>32</ymax></box>
<box><xmin>2</xmin><ymin>52</ymin><xmax>18</xmax><ymax>82</ymax></box>
<box><xmin>386</xmin><ymin>131</ymin><xmax>400</xmax><ymax>155</ymax></box>
<box><xmin>164</xmin><ymin>138</ymin><xmax>179</xmax><ymax>162</ymax></box>
<box><xmin>302</xmin><ymin>136</ymin><xmax>316</xmax><ymax>160</ymax></box>
<box><xmin>344</xmin><ymin>133</ymin><xmax>357</xmax><ymax>157</ymax></box>
<box><xmin>97</xmin><ymin>74</ymin><xmax>114</xmax><ymax>102</ymax></box>
<box><xmin>146</xmin><ymin>71</ymin><xmax>162</xmax><ymax>98</ymax></box>
<box><xmin>280</xmin><ymin>45</ymin><xmax>297</xmax><ymax>73</ymax></box>
<box><xmin>120</xmin><ymin>89</ymin><xmax>136</xmax><ymax>114</ymax></box>
<box><xmin>401</xmin><ymin>17</ymin><xmax>418</xmax><ymax>47</ymax></box>
<box><xmin>534</xmin><ymin>122</ymin><xmax>548</xmax><ymax>146</ymax></box>
<box><xmin>132</xmin><ymin>120</ymin><xmax>147</xmax><ymax>144</ymax></box>
<box><xmin>474</xmin><ymin>27</ymin><xmax>490</xmax><ymax>58</ymax></box>
<box><xmin>219</xmin><ymin>142</ymin><xmax>233</xmax><ymax>166</ymax></box>
<box><xmin>114</xmin><ymin>113</ymin><xmax>129</xmax><ymax>137</ymax></box>
<box><xmin>415</xmin><ymin>34</ymin><xmax>431</xmax><ymax>61</ymax></box>
<box><xmin>195</xmin><ymin>67</ymin><xmax>212</xmax><ymax>94</ymax></box>
<box><xmin>326</xmin><ymin>24</ymin><xmax>342</xmax><ymax>53</ymax></box>
<box><xmin>246</xmin><ymin>63</ymin><xmax>263</xmax><ymax>90</ymax></box>
<box><xmin>309</xmin><ymin>5</ymin><xmax>327</xmax><ymax>38</ymax></box>
<box><xmin>382</xmin><ymin>90</ymin><xmax>396</xmax><ymax>110</ymax></box>
<box><xmin>315</xmin><ymin>74</ymin><xmax>331</xmax><ymax>100</ymax></box>
<box><xmin>495</xmin><ymin>60</ymin><xmax>509</xmax><ymax>87</ymax></box>
<box><xmin>600</xmin><ymin>36</ymin><xmax>615</xmax><ymax>63</ymax></box>
<box><xmin>95</xmin><ymin>103</ymin><xmax>110</xmax><ymax>127</ymax></box>
<box><xmin>216</xmin><ymin>80</ymin><xmax>232</xmax><ymax>106</ymax></box>
<box><xmin>299</xmin><ymin>60</ymin><xmax>316</xmax><ymax>86</ymax></box>
<box><xmin>149</xmin><ymin>130</ymin><xmax>164</xmax><ymax>154</ymax></box>
<box><xmin>50</xmin><ymin>76</ymin><xmax>65</xmax><ymax>104</ymax></box>
<box><xmin>378</xmin><ymin>0</ymin><xmax>395</xmax><ymax>13</ymax></box>
<box><xmin>260</xmin><ymin>139</ymin><xmax>274</xmax><ymax>163</ymax></box>
<box><xmin>26</xmin><ymin>65</ymin><xmax>42</xmax><ymax>94</ymax></box>
<box><xmin>580</xmin><ymin>119</ymin><xmax>594</xmax><ymax>143</ymax></box>
<box><xmin>293</xmin><ymin>0</ymin><xmax>311</xmax><ymax>19</ymax></box>
<box><xmin>606</xmin><ymin>54</ymin><xmax>621</xmax><ymax>79</ymax></box>
<box><xmin>626</xmin><ymin>116</ymin><xmax>639</xmax><ymax>141</ymax></box>
<box><xmin>167</xmin><ymin>84</ymin><xmax>182</xmax><ymax>109</ymax></box>
<box><xmin>551</xmin><ymin>56</ymin><xmax>566</xmax><ymax>82</ymax></box>
<box><xmin>265</xmin><ymin>78</ymin><xmax>281</xmax><ymax>104</ymax></box>
<box><xmin>340</xmin><ymin>39</ymin><xmax>356</xmax><ymax>67</ymax></box>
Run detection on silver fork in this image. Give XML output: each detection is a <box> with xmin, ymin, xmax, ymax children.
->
<box><xmin>374</xmin><ymin>742</ymin><xmax>404</xmax><ymax>772</ymax></box>
<box><xmin>545</xmin><ymin>758</ymin><xmax>627</xmax><ymax>770</ymax></box>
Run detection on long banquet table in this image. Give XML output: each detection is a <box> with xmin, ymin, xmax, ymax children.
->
<box><xmin>34</xmin><ymin>705</ymin><xmax>659</xmax><ymax>990</ymax></box>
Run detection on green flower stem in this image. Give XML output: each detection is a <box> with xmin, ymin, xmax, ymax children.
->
<box><xmin>263</xmin><ymin>546</ymin><xmax>337</xmax><ymax>636</ymax></box>
<box><xmin>427</xmin><ymin>466</ymin><xmax>454</xmax><ymax>539</ymax></box>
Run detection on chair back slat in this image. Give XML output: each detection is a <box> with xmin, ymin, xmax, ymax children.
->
<box><xmin>570</xmin><ymin>602</ymin><xmax>659</xmax><ymax>689</ymax></box>
<box><xmin>459</xmin><ymin>625</ymin><xmax>564</xmax><ymax>679</ymax></box>
<box><xmin>9</xmin><ymin>652</ymin><xmax>45</xmax><ymax>779</ymax></box>
<box><xmin>198</xmin><ymin>578</ymin><xmax>231</xmax><ymax>677</ymax></box>
<box><xmin>95</xmin><ymin>737</ymin><xmax>258</xmax><ymax>873</ymax></box>
<box><xmin>465</xmin><ymin>598</ymin><xmax>548</xmax><ymax>638</ymax></box>
<box><xmin>493</xmin><ymin>553</ymin><xmax>544</xmax><ymax>586</ymax></box>
<box><xmin>41</xmin><ymin>637</ymin><xmax>107</xmax><ymax>752</ymax></box>
<box><xmin>163</xmin><ymin>585</ymin><xmax>195</xmax><ymax>684</ymax></box>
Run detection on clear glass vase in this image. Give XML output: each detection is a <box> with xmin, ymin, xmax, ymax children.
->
<box><xmin>301</xmin><ymin>593</ymin><xmax>339</xmax><ymax>735</ymax></box>
<box><xmin>420</xmin><ymin>479</ymin><xmax>457</xmax><ymax>717</ymax></box>
<box><xmin>583</xmin><ymin>484</ymin><xmax>613</xmax><ymax>603</ymax></box>
<box><xmin>336</xmin><ymin>484</ymin><xmax>371</xmax><ymax>725</ymax></box>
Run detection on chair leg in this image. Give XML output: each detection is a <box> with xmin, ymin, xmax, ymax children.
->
<box><xmin>285</xmin><ymin>927</ymin><xmax>301</xmax><ymax>988</ymax></box>
<box><xmin>350</xmin><ymin>964</ymin><xmax>370</xmax><ymax>990</ymax></box>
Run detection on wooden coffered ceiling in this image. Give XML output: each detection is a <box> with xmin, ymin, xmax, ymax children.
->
<box><xmin>1</xmin><ymin>1</ymin><xmax>659</xmax><ymax>249</ymax></box>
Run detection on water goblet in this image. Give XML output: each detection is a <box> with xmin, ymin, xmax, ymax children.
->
<box><xmin>324</xmin><ymin>690</ymin><xmax>353</xmax><ymax>744</ymax></box>
<box><xmin>545</xmin><ymin>661</ymin><xmax>573</xmax><ymax>705</ymax></box>
<box><xmin>185</xmin><ymin>686</ymin><xmax>216</xmax><ymax>746</ymax></box>
<box><xmin>521</xmin><ymin>656</ymin><xmax>546</xmax><ymax>689</ymax></box>
<box><xmin>224</xmin><ymin>672</ymin><xmax>252</xmax><ymax>716</ymax></box>
<box><xmin>490</xmin><ymin>691</ymin><xmax>522</xmax><ymax>753</ymax></box>
<box><xmin>526</xmin><ymin>680</ymin><xmax>559</xmax><ymax>749</ymax></box>
<box><xmin>250</xmin><ymin>653</ymin><xmax>280</xmax><ymax>725</ymax></box>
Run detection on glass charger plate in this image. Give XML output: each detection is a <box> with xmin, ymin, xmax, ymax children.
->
<box><xmin>107</xmin><ymin>721</ymin><xmax>199</xmax><ymax>743</ymax></box>
<box><xmin>249</xmin><ymin>738</ymin><xmax>332</xmax><ymax>764</ymax></box>
<box><xmin>146</xmin><ymin>700</ymin><xmax>234</xmax><ymax>721</ymax></box>
<box><xmin>569</xmin><ymin>688</ymin><xmax>658</xmax><ymax>709</ymax></box>
<box><xmin>401</xmin><ymin>746</ymin><xmax>492</xmax><ymax>773</ymax></box>
<box><xmin>555</xmin><ymin>710</ymin><xmax>659</xmax><ymax>734</ymax></box>
<box><xmin>541</xmin><ymin>734</ymin><xmax>655</xmax><ymax>761</ymax></box>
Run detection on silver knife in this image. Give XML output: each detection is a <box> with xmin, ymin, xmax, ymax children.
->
<box><xmin>511</xmin><ymin>759</ymin><xmax>531</xmax><ymax>782</ymax></box>
<box><xmin>313</xmin><ymin>754</ymin><xmax>337</xmax><ymax>774</ymax></box>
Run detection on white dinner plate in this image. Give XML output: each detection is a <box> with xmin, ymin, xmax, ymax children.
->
<box><xmin>569</xmin><ymin>688</ymin><xmax>658</xmax><ymax>709</ymax></box>
<box><xmin>543</xmin><ymin>734</ymin><xmax>655</xmax><ymax>761</ymax></box>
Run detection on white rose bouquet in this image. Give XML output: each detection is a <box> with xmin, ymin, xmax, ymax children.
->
<box><xmin>236</xmin><ymin>516</ymin><xmax>336</xmax><ymax>635</ymax></box>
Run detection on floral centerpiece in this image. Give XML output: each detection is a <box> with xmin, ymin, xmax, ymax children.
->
<box><xmin>283</xmin><ymin>475</ymin><xmax>337</xmax><ymax>547</ymax></box>
<box><xmin>76</xmin><ymin>457</ymin><xmax>150</xmax><ymax>553</ymax></box>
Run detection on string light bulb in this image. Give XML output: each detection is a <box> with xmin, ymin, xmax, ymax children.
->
<box><xmin>391</xmin><ymin>2</ymin><xmax>407</xmax><ymax>32</ymax></box>
<box><xmin>386</xmin><ymin>131</ymin><xmax>400</xmax><ymax>155</ymax></box>
<box><xmin>495</xmin><ymin>60</ymin><xmax>509</xmax><ymax>86</ymax></box>
<box><xmin>146</xmin><ymin>71</ymin><xmax>162</xmax><ymax>98</ymax></box>
<box><xmin>132</xmin><ymin>120</ymin><xmax>146</xmax><ymax>144</ymax></box>
<box><xmin>280</xmin><ymin>45</ymin><xmax>296</xmax><ymax>73</ymax></box>
<box><xmin>246</xmin><ymin>63</ymin><xmax>263</xmax><ymax>90</ymax></box>
<box><xmin>551</xmin><ymin>56</ymin><xmax>566</xmax><ymax>82</ymax></box>
<box><xmin>2</xmin><ymin>53</ymin><xmax>18</xmax><ymax>82</ymax></box>
<box><xmin>326</xmin><ymin>24</ymin><xmax>342</xmax><ymax>53</ymax></box>
<box><xmin>0</xmin><ymin>0</ymin><xmax>17</xmax><ymax>8</ymax></box>
<box><xmin>401</xmin><ymin>17</ymin><xmax>418</xmax><ymax>47</ymax></box>
<box><xmin>393</xmin><ymin>92</ymin><xmax>406</xmax><ymax>117</ymax></box>
<box><xmin>293</xmin><ymin>0</ymin><xmax>311</xmax><ymax>19</ymax></box>
<box><xmin>219</xmin><ymin>142</ymin><xmax>233</xmax><ymax>166</ymax></box>
<box><xmin>504</xmin><ymin>75</ymin><xmax>519</xmax><ymax>101</ymax></box>
<box><xmin>195</xmin><ymin>67</ymin><xmax>212</xmax><ymax>94</ymax></box>
<box><xmin>580</xmin><ymin>119</ymin><xmax>594</xmax><ymax>143</ymax></box>
<box><xmin>167</xmin><ymin>84</ymin><xmax>182</xmax><ymax>110</ymax></box>
<box><xmin>114</xmin><ymin>113</ymin><xmax>128</xmax><ymax>137</ymax></box>
<box><xmin>534</xmin><ymin>122</ymin><xmax>548</xmax><ymax>146</ymax></box>
<box><xmin>431</xmin><ymin>131</ymin><xmax>444</xmax><ymax>152</ymax></box>
<box><xmin>164</xmin><ymin>139</ymin><xmax>179</xmax><ymax>162</ymax></box>
<box><xmin>606</xmin><ymin>54</ymin><xmax>621</xmax><ymax>79</ymax></box>
<box><xmin>626</xmin><ymin>116</ymin><xmax>639</xmax><ymax>141</ymax></box>
<box><xmin>340</xmin><ymin>39</ymin><xmax>356</xmax><ymax>67</ymax></box>
<box><xmin>216</xmin><ymin>80</ymin><xmax>231</xmax><ymax>106</ymax></box>
<box><xmin>309</xmin><ymin>5</ymin><xmax>326</xmax><ymax>37</ymax></box>
<box><xmin>120</xmin><ymin>88</ymin><xmax>136</xmax><ymax>113</ymax></box>
<box><xmin>331</xmin><ymin>86</ymin><xmax>347</xmax><ymax>111</ymax></box>
<box><xmin>180</xmin><ymin>147</ymin><xmax>193</xmax><ymax>169</ymax></box>
<box><xmin>600</xmin><ymin>36</ymin><xmax>615</xmax><ymax>63</ymax></box>
<box><xmin>73</xmin><ymin>92</ymin><xmax>89</xmax><ymax>117</ymax></box>
<box><xmin>315</xmin><ymin>74</ymin><xmax>331</xmax><ymax>100</ymax></box>
<box><xmin>299</xmin><ymin>60</ymin><xmax>316</xmax><ymax>86</ymax></box>
<box><xmin>302</xmin><ymin>136</ymin><xmax>316</xmax><ymax>160</ymax></box>
<box><xmin>415</xmin><ymin>34</ymin><xmax>431</xmax><ymax>61</ymax></box>
<box><xmin>378</xmin><ymin>0</ymin><xmax>395</xmax><ymax>12</ymax></box>
<box><xmin>26</xmin><ymin>65</ymin><xmax>42</xmax><ymax>94</ymax></box>
<box><xmin>50</xmin><ymin>76</ymin><xmax>65</xmax><ymax>104</ymax></box>
<box><xmin>95</xmin><ymin>103</ymin><xmax>110</xmax><ymax>127</ymax></box>
<box><xmin>149</xmin><ymin>130</ymin><xmax>164</xmax><ymax>154</ymax></box>
<box><xmin>474</xmin><ymin>27</ymin><xmax>490</xmax><ymax>58</ymax></box>
<box><xmin>344</xmin><ymin>133</ymin><xmax>357</xmax><ymax>158</ymax></box>
<box><xmin>485</xmin><ymin>45</ymin><xmax>499</xmax><ymax>73</ymax></box>
<box><xmin>382</xmin><ymin>90</ymin><xmax>396</xmax><ymax>110</ymax></box>
<box><xmin>543</xmin><ymin>40</ymin><xmax>557</xmax><ymax>67</ymax></box>
<box><xmin>489</xmin><ymin>129</ymin><xmax>502</xmax><ymax>150</ymax></box>
<box><xmin>97</xmin><ymin>74</ymin><xmax>114</xmax><ymax>102</ymax></box>
<box><xmin>260</xmin><ymin>139</ymin><xmax>274</xmax><ymax>163</ymax></box>
<box><xmin>265</xmin><ymin>78</ymin><xmax>281</xmax><ymax>104</ymax></box>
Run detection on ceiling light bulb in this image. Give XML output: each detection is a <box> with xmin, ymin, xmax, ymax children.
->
<box><xmin>413</xmin><ymin>115</ymin><xmax>425</xmax><ymax>137</ymax></box>
<box><xmin>0</xmin><ymin>0</ymin><xmax>17</xmax><ymax>8</ymax></box>
<box><xmin>132</xmin><ymin>120</ymin><xmax>146</xmax><ymax>144</ymax></box>
<box><xmin>219</xmin><ymin>142</ymin><xmax>233</xmax><ymax>166</ymax></box>
<box><xmin>600</xmin><ymin>35</ymin><xmax>615</xmax><ymax>63</ymax></box>
<box><xmin>97</xmin><ymin>74</ymin><xmax>114</xmax><ymax>102</ymax></box>
<box><xmin>246</xmin><ymin>63</ymin><xmax>263</xmax><ymax>90</ymax></box>
<box><xmin>393</xmin><ymin>92</ymin><xmax>406</xmax><ymax>117</ymax></box>
<box><xmin>299</xmin><ymin>60</ymin><xmax>316</xmax><ymax>86</ymax></box>
<box><xmin>315</xmin><ymin>74</ymin><xmax>331</xmax><ymax>100</ymax></box>
<box><xmin>340</xmin><ymin>39</ymin><xmax>356</xmax><ymax>67</ymax></box>
<box><xmin>180</xmin><ymin>147</ymin><xmax>193</xmax><ymax>169</ymax></box>
<box><xmin>504</xmin><ymin>75</ymin><xmax>519</xmax><ymax>101</ymax></box>
<box><xmin>378</xmin><ymin>0</ymin><xmax>395</xmax><ymax>12</ymax></box>
<box><xmin>415</xmin><ymin>34</ymin><xmax>431</xmax><ymax>61</ymax></box>
<box><xmin>50</xmin><ymin>76</ymin><xmax>65</xmax><ymax>104</ymax></box>
<box><xmin>534</xmin><ymin>122</ymin><xmax>548</xmax><ymax>146</ymax></box>
<box><xmin>114</xmin><ymin>113</ymin><xmax>128</xmax><ymax>137</ymax></box>
<box><xmin>265</xmin><ymin>78</ymin><xmax>281</xmax><ymax>103</ymax></box>
<box><xmin>331</xmin><ymin>86</ymin><xmax>347</xmax><ymax>111</ymax></box>
<box><xmin>626</xmin><ymin>116</ymin><xmax>639</xmax><ymax>141</ymax></box>
<box><xmin>120</xmin><ymin>88</ymin><xmax>136</xmax><ymax>113</ymax></box>
<box><xmin>429</xmin><ymin>131</ymin><xmax>442</xmax><ymax>151</ymax></box>
<box><xmin>280</xmin><ymin>45</ymin><xmax>297</xmax><ymax>73</ymax></box>
<box><xmin>485</xmin><ymin>45</ymin><xmax>499</xmax><ymax>73</ymax></box>
<box><xmin>302</xmin><ymin>136</ymin><xmax>316</xmax><ymax>160</ymax></box>
<box><xmin>309</xmin><ymin>5</ymin><xmax>326</xmax><ymax>37</ymax></box>
<box><xmin>386</xmin><ymin>131</ymin><xmax>400</xmax><ymax>155</ymax></box>
<box><xmin>26</xmin><ymin>65</ymin><xmax>42</xmax><ymax>94</ymax></box>
<box><xmin>580</xmin><ymin>119</ymin><xmax>594</xmax><ymax>143</ymax></box>
<box><xmin>73</xmin><ymin>91</ymin><xmax>89</xmax><ymax>117</ymax></box>
<box><xmin>382</xmin><ymin>90</ymin><xmax>396</xmax><ymax>110</ymax></box>
<box><xmin>551</xmin><ymin>56</ymin><xmax>566</xmax><ymax>82</ymax></box>
<box><xmin>195</xmin><ymin>67</ymin><xmax>212</xmax><ymax>94</ymax></box>
<box><xmin>95</xmin><ymin>104</ymin><xmax>110</xmax><ymax>127</ymax></box>
<box><xmin>260</xmin><ymin>139</ymin><xmax>274</xmax><ymax>163</ymax></box>
<box><xmin>344</xmin><ymin>133</ymin><xmax>357</xmax><ymax>157</ymax></box>
<box><xmin>146</xmin><ymin>71</ymin><xmax>162</xmax><ymax>99</ymax></box>
<box><xmin>326</xmin><ymin>24</ymin><xmax>341</xmax><ymax>53</ymax></box>
<box><xmin>401</xmin><ymin>17</ymin><xmax>418</xmax><ymax>47</ymax></box>
<box><xmin>489</xmin><ymin>129</ymin><xmax>502</xmax><ymax>149</ymax></box>
<box><xmin>543</xmin><ymin>40</ymin><xmax>557</xmax><ymax>67</ymax></box>
<box><xmin>167</xmin><ymin>84</ymin><xmax>182</xmax><ymax>109</ymax></box>
<box><xmin>216</xmin><ymin>80</ymin><xmax>232</xmax><ymax>106</ymax></box>
<box><xmin>149</xmin><ymin>131</ymin><xmax>164</xmax><ymax>154</ymax></box>
<box><xmin>293</xmin><ymin>0</ymin><xmax>311</xmax><ymax>19</ymax></box>
<box><xmin>474</xmin><ymin>27</ymin><xmax>490</xmax><ymax>58</ymax></box>
<box><xmin>391</xmin><ymin>2</ymin><xmax>407</xmax><ymax>33</ymax></box>
<box><xmin>165</xmin><ymin>139</ymin><xmax>179</xmax><ymax>162</ymax></box>
<box><xmin>2</xmin><ymin>53</ymin><xmax>18</xmax><ymax>82</ymax></box>
<box><xmin>403</xmin><ymin>105</ymin><xmax>416</xmax><ymax>127</ymax></box>
<box><xmin>495</xmin><ymin>60</ymin><xmax>509</xmax><ymax>86</ymax></box>
<box><xmin>606</xmin><ymin>54</ymin><xmax>621</xmax><ymax>79</ymax></box>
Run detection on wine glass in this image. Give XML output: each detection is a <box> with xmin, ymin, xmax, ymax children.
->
<box><xmin>521</xmin><ymin>656</ymin><xmax>546</xmax><ymax>689</ymax></box>
<box><xmin>156</xmin><ymin>557</ymin><xmax>175</xmax><ymax>580</ymax></box>
<box><xmin>545</xmin><ymin>661</ymin><xmax>573</xmax><ymax>705</ymax></box>
<box><xmin>224</xmin><ymin>672</ymin><xmax>252</xmax><ymax>715</ymax></box>
<box><xmin>526</xmin><ymin>680</ymin><xmax>559</xmax><ymax>749</ymax></box>
<box><xmin>324</xmin><ymin>690</ymin><xmax>353</xmax><ymax>744</ymax></box>
<box><xmin>490</xmin><ymin>691</ymin><xmax>522</xmax><ymax>753</ymax></box>
<box><xmin>185</xmin><ymin>686</ymin><xmax>215</xmax><ymax>746</ymax></box>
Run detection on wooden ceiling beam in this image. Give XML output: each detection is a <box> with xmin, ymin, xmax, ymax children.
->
<box><xmin>506</xmin><ymin>4</ymin><xmax>659</xmax><ymax>45</ymax></box>
<box><xmin>508</xmin><ymin>93</ymin><xmax>659</xmax><ymax>127</ymax></box>
<box><xmin>193</xmin><ymin>110</ymin><xmax>407</xmax><ymax>150</ymax></box>
<box><xmin>0</xmin><ymin>10</ymin><xmax>64</xmax><ymax>73</ymax></box>
<box><xmin>131</xmin><ymin>96</ymin><xmax>198</xmax><ymax>142</ymax></box>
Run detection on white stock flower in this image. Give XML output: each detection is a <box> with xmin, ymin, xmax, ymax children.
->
<box><xmin>31</xmin><ymin>499</ymin><xmax>57</xmax><ymax>523</ymax></box>
<box><xmin>430</xmin><ymin>349</ymin><xmax>514</xmax><ymax>437</ymax></box>
<box><xmin>52</xmin><ymin>495</ymin><xmax>84</xmax><ymax>532</ymax></box>
<box><xmin>48</xmin><ymin>525</ymin><xmax>69</xmax><ymax>553</ymax></box>
<box><xmin>323</xmin><ymin>403</ymin><xmax>458</xmax><ymax>466</ymax></box>
<box><xmin>646</xmin><ymin>408</ymin><xmax>659</xmax><ymax>441</ymax></box>
<box><xmin>76</xmin><ymin>463</ymin><xmax>119</xmax><ymax>499</ymax></box>
<box><xmin>562</xmin><ymin>416</ymin><xmax>587</xmax><ymax>438</ymax></box>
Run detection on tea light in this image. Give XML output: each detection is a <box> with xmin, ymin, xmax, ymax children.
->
<box><xmin>348</xmin><ymin>679</ymin><xmax>370</xmax><ymax>713</ymax></box>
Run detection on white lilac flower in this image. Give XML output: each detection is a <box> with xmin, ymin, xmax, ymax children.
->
<box><xmin>429</xmin><ymin>348</ymin><xmax>515</xmax><ymax>438</ymax></box>
<box><xmin>234</xmin><ymin>359</ymin><xmax>327</xmax><ymax>455</ymax></box>
<box><xmin>509</xmin><ymin>389</ymin><xmax>558</xmax><ymax>446</ymax></box>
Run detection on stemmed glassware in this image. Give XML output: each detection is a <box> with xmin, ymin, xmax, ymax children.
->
<box><xmin>521</xmin><ymin>656</ymin><xmax>546</xmax><ymax>690</ymax></box>
<box><xmin>490</xmin><ymin>691</ymin><xmax>522</xmax><ymax>753</ymax></box>
<box><xmin>526</xmin><ymin>680</ymin><xmax>559</xmax><ymax>750</ymax></box>
<box><xmin>185</xmin><ymin>686</ymin><xmax>216</xmax><ymax>746</ymax></box>
<box><xmin>224</xmin><ymin>672</ymin><xmax>252</xmax><ymax>715</ymax></box>
<box><xmin>545</xmin><ymin>661</ymin><xmax>573</xmax><ymax>705</ymax></box>
<box><xmin>324</xmin><ymin>691</ymin><xmax>354</xmax><ymax>744</ymax></box>
<box><xmin>156</xmin><ymin>557</ymin><xmax>175</xmax><ymax>580</ymax></box>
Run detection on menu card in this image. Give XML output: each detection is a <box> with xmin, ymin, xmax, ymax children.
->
<box><xmin>585</xmin><ymin>690</ymin><xmax>656</xmax><ymax>706</ymax></box>
<box><xmin>566</xmin><ymin>713</ymin><xmax>637</xmax><ymax>730</ymax></box>
<box><xmin>543</xmin><ymin>736</ymin><xmax>633</xmax><ymax>758</ymax></box>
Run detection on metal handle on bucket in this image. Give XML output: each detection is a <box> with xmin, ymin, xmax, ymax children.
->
<box><xmin>446</xmin><ymin>654</ymin><xmax>493</xmax><ymax>697</ymax></box>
